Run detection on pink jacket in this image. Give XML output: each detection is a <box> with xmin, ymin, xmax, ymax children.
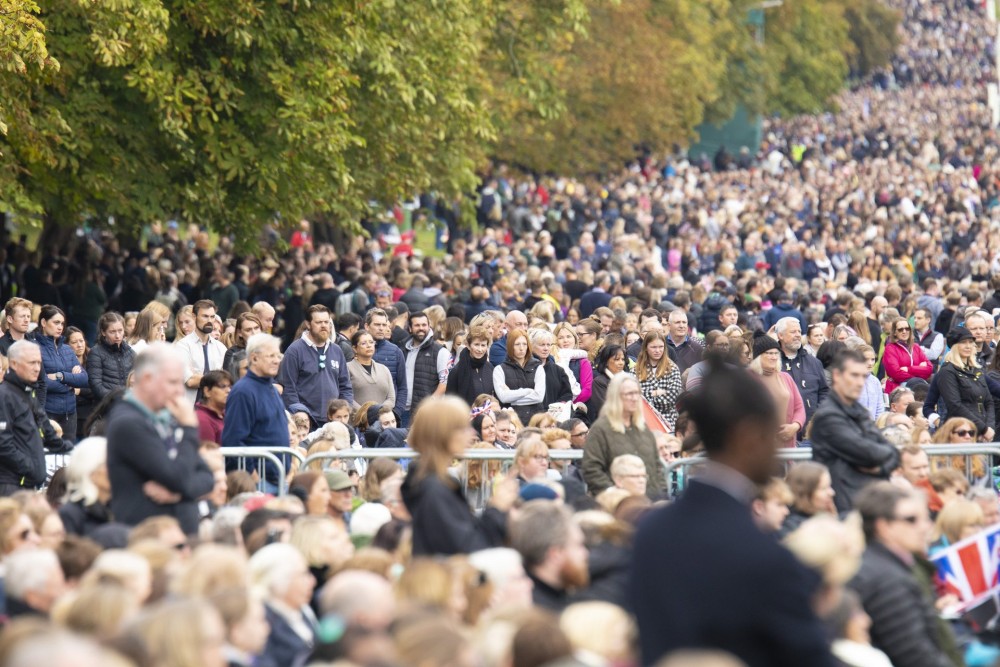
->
<box><xmin>882</xmin><ymin>341</ymin><xmax>932</xmax><ymax>394</ymax></box>
<box><xmin>778</xmin><ymin>372</ymin><xmax>806</xmax><ymax>447</ymax></box>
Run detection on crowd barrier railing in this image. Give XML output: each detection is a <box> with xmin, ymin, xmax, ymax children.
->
<box><xmin>301</xmin><ymin>449</ymin><xmax>585</xmax><ymax>510</ymax></box>
<box><xmin>220</xmin><ymin>447</ymin><xmax>295</xmax><ymax>495</ymax></box>
<box><xmin>663</xmin><ymin>444</ymin><xmax>1000</xmax><ymax>493</ymax></box>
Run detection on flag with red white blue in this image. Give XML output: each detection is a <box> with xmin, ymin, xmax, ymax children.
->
<box><xmin>931</xmin><ymin>525</ymin><xmax>1000</xmax><ymax>608</ymax></box>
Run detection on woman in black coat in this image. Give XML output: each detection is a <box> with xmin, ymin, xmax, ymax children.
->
<box><xmin>937</xmin><ymin>329</ymin><xmax>995</xmax><ymax>440</ymax></box>
<box><xmin>586</xmin><ymin>344</ymin><xmax>626</xmax><ymax>423</ymax></box>
<box><xmin>401</xmin><ymin>395</ymin><xmax>517</xmax><ymax>556</ymax></box>
<box><xmin>445</xmin><ymin>326</ymin><xmax>494</xmax><ymax>405</ymax></box>
<box><xmin>87</xmin><ymin>312</ymin><xmax>136</xmax><ymax>400</ymax></box>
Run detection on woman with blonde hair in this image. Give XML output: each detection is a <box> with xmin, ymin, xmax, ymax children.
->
<box><xmin>930</xmin><ymin>500</ymin><xmax>985</xmax><ymax>554</ymax></box>
<box><xmin>125</xmin><ymin>597</ymin><xmax>227</xmax><ymax>667</ymax></box>
<box><xmin>126</xmin><ymin>308</ymin><xmax>166</xmax><ymax>354</ymax></box>
<box><xmin>553</xmin><ymin>322</ymin><xmax>593</xmax><ymax>407</ymax></box>
<box><xmin>291</xmin><ymin>515</ymin><xmax>355</xmax><ymax>604</ymax></box>
<box><xmin>401</xmin><ymin>396</ymin><xmax>518</xmax><ymax>556</ymax></box>
<box><xmin>634</xmin><ymin>332</ymin><xmax>682</xmax><ymax>431</ymax></box>
<box><xmin>846</xmin><ymin>311</ymin><xmax>872</xmax><ymax>346</ymax></box>
<box><xmin>937</xmin><ymin>328</ymin><xmax>995</xmax><ymax>441</ymax></box>
<box><xmin>513</xmin><ymin>438</ymin><xmax>550</xmax><ymax>486</ymax></box>
<box><xmin>173</xmin><ymin>305</ymin><xmax>195</xmax><ymax>343</ymax></box>
<box><xmin>423</xmin><ymin>305</ymin><xmax>446</xmax><ymax>335</ymax></box>
<box><xmin>53</xmin><ymin>581</ymin><xmax>138</xmax><ymax>640</ymax></box>
<box><xmin>582</xmin><ymin>374</ymin><xmax>661</xmax><ymax>498</ymax></box>
<box><xmin>395</xmin><ymin>557</ymin><xmax>469</xmax><ymax>622</ymax></box>
<box><xmin>0</xmin><ymin>498</ymin><xmax>40</xmax><ymax>555</ymax></box>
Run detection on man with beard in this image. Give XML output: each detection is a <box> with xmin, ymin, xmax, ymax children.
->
<box><xmin>176</xmin><ymin>299</ymin><xmax>228</xmax><ymax>405</ymax></box>
<box><xmin>628</xmin><ymin>359</ymin><xmax>835</xmax><ymax>667</ymax></box>
<box><xmin>775</xmin><ymin>316</ymin><xmax>828</xmax><ymax>431</ymax></box>
<box><xmin>509</xmin><ymin>500</ymin><xmax>589</xmax><ymax>613</ymax></box>
<box><xmin>277</xmin><ymin>305</ymin><xmax>353</xmax><ymax>429</ymax></box>
<box><xmin>403</xmin><ymin>311</ymin><xmax>450</xmax><ymax>423</ymax></box>
<box><xmin>684</xmin><ymin>330</ymin><xmax>732</xmax><ymax>391</ymax></box>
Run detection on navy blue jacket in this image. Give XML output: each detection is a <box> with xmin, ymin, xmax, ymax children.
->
<box><xmin>372</xmin><ymin>338</ymin><xmax>407</xmax><ymax>417</ymax></box>
<box><xmin>277</xmin><ymin>336</ymin><xmax>353</xmax><ymax>425</ymax></box>
<box><xmin>262</xmin><ymin>604</ymin><xmax>313</xmax><ymax>667</ymax></box>
<box><xmin>489</xmin><ymin>334</ymin><xmax>508</xmax><ymax>367</ymax></box>
<box><xmin>628</xmin><ymin>479</ymin><xmax>835</xmax><ymax>667</ymax></box>
<box><xmin>38</xmin><ymin>335</ymin><xmax>88</xmax><ymax>415</ymax></box>
<box><xmin>221</xmin><ymin>371</ymin><xmax>289</xmax><ymax>483</ymax></box>
<box><xmin>579</xmin><ymin>289</ymin><xmax>612</xmax><ymax>318</ymax></box>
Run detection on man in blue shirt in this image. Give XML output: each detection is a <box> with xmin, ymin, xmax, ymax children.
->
<box><xmin>366</xmin><ymin>307</ymin><xmax>407</xmax><ymax>419</ymax></box>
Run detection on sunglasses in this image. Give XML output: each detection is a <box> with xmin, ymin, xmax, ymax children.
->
<box><xmin>895</xmin><ymin>327</ymin><xmax>910</xmax><ymax>332</ymax></box>
<box><xmin>954</xmin><ymin>429</ymin><xmax>976</xmax><ymax>437</ymax></box>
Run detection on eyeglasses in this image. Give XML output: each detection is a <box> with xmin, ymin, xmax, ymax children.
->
<box><xmin>531</xmin><ymin>455</ymin><xmax>549</xmax><ymax>462</ymax></box>
<box><xmin>571</xmin><ymin>430</ymin><xmax>589</xmax><ymax>438</ymax></box>
<box><xmin>954</xmin><ymin>429</ymin><xmax>976</xmax><ymax>437</ymax></box>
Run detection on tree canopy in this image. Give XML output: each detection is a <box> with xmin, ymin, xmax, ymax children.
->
<box><xmin>0</xmin><ymin>0</ymin><xmax>897</xmax><ymax>246</ymax></box>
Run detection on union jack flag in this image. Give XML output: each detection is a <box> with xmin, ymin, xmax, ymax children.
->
<box><xmin>932</xmin><ymin>526</ymin><xmax>1000</xmax><ymax>607</ymax></box>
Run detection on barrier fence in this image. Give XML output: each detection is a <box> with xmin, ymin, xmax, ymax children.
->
<box><xmin>45</xmin><ymin>443</ymin><xmax>1000</xmax><ymax>505</ymax></box>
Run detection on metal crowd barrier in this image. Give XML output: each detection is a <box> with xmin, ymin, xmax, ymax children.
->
<box><xmin>663</xmin><ymin>444</ymin><xmax>1000</xmax><ymax>492</ymax></box>
<box><xmin>302</xmin><ymin>449</ymin><xmax>585</xmax><ymax>510</ymax></box>
<box><xmin>220</xmin><ymin>447</ymin><xmax>300</xmax><ymax>495</ymax></box>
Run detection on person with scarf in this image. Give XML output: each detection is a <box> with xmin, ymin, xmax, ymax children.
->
<box><xmin>446</xmin><ymin>325</ymin><xmax>495</xmax><ymax>405</ymax></box>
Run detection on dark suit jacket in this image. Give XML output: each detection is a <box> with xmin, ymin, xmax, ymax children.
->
<box><xmin>628</xmin><ymin>479</ymin><xmax>835</xmax><ymax>667</ymax></box>
<box><xmin>579</xmin><ymin>289</ymin><xmax>612</xmax><ymax>318</ymax></box>
<box><xmin>262</xmin><ymin>604</ymin><xmax>314</xmax><ymax>667</ymax></box>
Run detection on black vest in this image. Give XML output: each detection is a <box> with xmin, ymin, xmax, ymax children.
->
<box><xmin>410</xmin><ymin>339</ymin><xmax>444</xmax><ymax>411</ymax></box>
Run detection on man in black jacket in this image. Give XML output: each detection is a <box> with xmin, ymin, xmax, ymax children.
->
<box><xmin>849</xmin><ymin>482</ymin><xmax>961</xmax><ymax>667</ymax></box>
<box><xmin>811</xmin><ymin>350</ymin><xmax>899</xmax><ymax>513</ymax></box>
<box><xmin>0</xmin><ymin>340</ymin><xmax>67</xmax><ymax>495</ymax></box>
<box><xmin>776</xmin><ymin>316</ymin><xmax>828</xmax><ymax>428</ymax></box>
<box><xmin>628</xmin><ymin>360</ymin><xmax>835</xmax><ymax>667</ymax></box>
<box><xmin>0</xmin><ymin>297</ymin><xmax>45</xmax><ymax>406</ymax></box>
<box><xmin>106</xmin><ymin>343</ymin><xmax>215</xmax><ymax>535</ymax></box>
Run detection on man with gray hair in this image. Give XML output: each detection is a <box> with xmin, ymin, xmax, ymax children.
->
<box><xmin>222</xmin><ymin>333</ymin><xmax>290</xmax><ymax>494</ymax></box>
<box><xmin>775</xmin><ymin>316</ymin><xmax>828</xmax><ymax>429</ymax></box>
<box><xmin>468</xmin><ymin>547</ymin><xmax>534</xmax><ymax>612</ymax></box>
<box><xmin>107</xmin><ymin>343</ymin><xmax>215</xmax><ymax>534</ymax></box>
<box><xmin>509</xmin><ymin>500</ymin><xmax>589</xmax><ymax>612</ymax></box>
<box><xmin>0</xmin><ymin>340</ymin><xmax>67</xmax><ymax>496</ymax></box>
<box><xmin>319</xmin><ymin>569</ymin><xmax>397</xmax><ymax>631</ymax></box>
<box><xmin>4</xmin><ymin>547</ymin><xmax>66</xmax><ymax>618</ymax></box>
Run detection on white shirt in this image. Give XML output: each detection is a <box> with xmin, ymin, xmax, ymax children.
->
<box><xmin>175</xmin><ymin>332</ymin><xmax>228</xmax><ymax>404</ymax></box>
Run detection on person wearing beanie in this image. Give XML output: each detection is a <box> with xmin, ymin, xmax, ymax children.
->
<box><xmin>749</xmin><ymin>332</ymin><xmax>805</xmax><ymax>447</ymax></box>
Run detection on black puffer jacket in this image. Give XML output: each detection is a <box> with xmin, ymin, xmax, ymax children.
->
<box><xmin>848</xmin><ymin>543</ymin><xmax>957</xmax><ymax>667</ymax></box>
<box><xmin>87</xmin><ymin>339</ymin><xmax>136</xmax><ymax>400</ymax></box>
<box><xmin>936</xmin><ymin>361</ymin><xmax>995</xmax><ymax>435</ymax></box>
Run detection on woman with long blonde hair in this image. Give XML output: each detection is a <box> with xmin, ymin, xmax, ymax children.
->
<box><xmin>581</xmin><ymin>374</ymin><xmax>661</xmax><ymax>499</ymax></box>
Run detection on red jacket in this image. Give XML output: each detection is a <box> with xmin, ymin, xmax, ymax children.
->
<box><xmin>882</xmin><ymin>341</ymin><xmax>933</xmax><ymax>394</ymax></box>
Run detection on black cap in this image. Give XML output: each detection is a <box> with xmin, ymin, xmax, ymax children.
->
<box><xmin>947</xmin><ymin>328</ymin><xmax>975</xmax><ymax>347</ymax></box>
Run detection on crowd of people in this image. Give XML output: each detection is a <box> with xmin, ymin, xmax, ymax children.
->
<box><xmin>0</xmin><ymin>0</ymin><xmax>999</xmax><ymax>665</ymax></box>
